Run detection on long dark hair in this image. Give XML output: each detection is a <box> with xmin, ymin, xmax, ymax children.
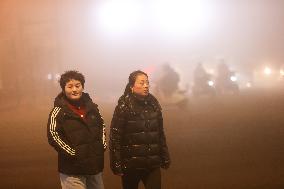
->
<box><xmin>124</xmin><ymin>70</ymin><xmax>148</xmax><ymax>95</ymax></box>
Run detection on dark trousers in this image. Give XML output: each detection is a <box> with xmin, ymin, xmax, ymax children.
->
<box><xmin>121</xmin><ymin>168</ymin><xmax>161</xmax><ymax>189</ymax></box>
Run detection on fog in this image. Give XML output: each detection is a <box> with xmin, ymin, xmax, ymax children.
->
<box><xmin>1</xmin><ymin>1</ymin><xmax>284</xmax><ymax>188</ymax></box>
<box><xmin>1</xmin><ymin>0</ymin><xmax>284</xmax><ymax>101</ymax></box>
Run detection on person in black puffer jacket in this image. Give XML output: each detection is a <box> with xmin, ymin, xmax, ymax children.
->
<box><xmin>109</xmin><ymin>70</ymin><xmax>170</xmax><ymax>189</ymax></box>
<box><xmin>47</xmin><ymin>70</ymin><xmax>106</xmax><ymax>189</ymax></box>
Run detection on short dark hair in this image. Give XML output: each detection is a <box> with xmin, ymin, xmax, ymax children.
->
<box><xmin>124</xmin><ymin>70</ymin><xmax>148</xmax><ymax>95</ymax></box>
<box><xmin>59</xmin><ymin>70</ymin><xmax>85</xmax><ymax>90</ymax></box>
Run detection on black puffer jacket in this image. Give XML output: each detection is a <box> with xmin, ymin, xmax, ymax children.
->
<box><xmin>47</xmin><ymin>92</ymin><xmax>106</xmax><ymax>175</ymax></box>
<box><xmin>109</xmin><ymin>93</ymin><xmax>170</xmax><ymax>174</ymax></box>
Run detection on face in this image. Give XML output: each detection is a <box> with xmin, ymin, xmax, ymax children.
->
<box><xmin>64</xmin><ymin>79</ymin><xmax>83</xmax><ymax>101</ymax></box>
<box><xmin>132</xmin><ymin>74</ymin><xmax>149</xmax><ymax>96</ymax></box>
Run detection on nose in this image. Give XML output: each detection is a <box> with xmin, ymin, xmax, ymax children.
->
<box><xmin>72</xmin><ymin>86</ymin><xmax>78</xmax><ymax>92</ymax></box>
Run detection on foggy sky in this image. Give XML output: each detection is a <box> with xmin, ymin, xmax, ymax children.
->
<box><xmin>0</xmin><ymin>0</ymin><xmax>284</xmax><ymax>97</ymax></box>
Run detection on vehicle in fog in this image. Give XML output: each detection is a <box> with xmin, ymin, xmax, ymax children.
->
<box><xmin>215</xmin><ymin>62</ymin><xmax>240</xmax><ymax>95</ymax></box>
<box><xmin>252</xmin><ymin>65</ymin><xmax>284</xmax><ymax>88</ymax></box>
<box><xmin>153</xmin><ymin>63</ymin><xmax>189</xmax><ymax>110</ymax></box>
<box><xmin>154</xmin><ymin>86</ymin><xmax>189</xmax><ymax>110</ymax></box>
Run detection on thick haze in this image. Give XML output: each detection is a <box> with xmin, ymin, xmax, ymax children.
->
<box><xmin>1</xmin><ymin>2</ymin><xmax>284</xmax><ymax>188</ymax></box>
<box><xmin>0</xmin><ymin>0</ymin><xmax>284</xmax><ymax>100</ymax></box>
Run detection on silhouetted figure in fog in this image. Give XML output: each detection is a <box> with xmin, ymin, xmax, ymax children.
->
<box><xmin>156</xmin><ymin>63</ymin><xmax>180</xmax><ymax>97</ymax></box>
<box><xmin>47</xmin><ymin>70</ymin><xmax>106</xmax><ymax>189</ymax></box>
<box><xmin>216</xmin><ymin>62</ymin><xmax>231</xmax><ymax>83</ymax></box>
<box><xmin>215</xmin><ymin>61</ymin><xmax>239</xmax><ymax>94</ymax></box>
<box><xmin>109</xmin><ymin>70</ymin><xmax>171</xmax><ymax>189</ymax></box>
<box><xmin>192</xmin><ymin>63</ymin><xmax>217</xmax><ymax>97</ymax></box>
<box><xmin>193</xmin><ymin>62</ymin><xmax>210</xmax><ymax>87</ymax></box>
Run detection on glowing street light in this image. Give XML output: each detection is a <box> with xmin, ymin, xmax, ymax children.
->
<box><xmin>97</xmin><ymin>1</ymin><xmax>142</xmax><ymax>33</ymax></box>
<box><xmin>280</xmin><ymin>69</ymin><xmax>284</xmax><ymax>76</ymax></box>
<box><xmin>96</xmin><ymin>0</ymin><xmax>213</xmax><ymax>36</ymax></box>
<box><xmin>264</xmin><ymin>67</ymin><xmax>272</xmax><ymax>75</ymax></box>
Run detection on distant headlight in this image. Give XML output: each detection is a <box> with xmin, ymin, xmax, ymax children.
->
<box><xmin>230</xmin><ymin>76</ymin><xmax>237</xmax><ymax>82</ymax></box>
<box><xmin>47</xmin><ymin>74</ymin><xmax>52</xmax><ymax>80</ymax></box>
<box><xmin>208</xmin><ymin>80</ymin><xmax>214</xmax><ymax>86</ymax></box>
<box><xmin>246</xmin><ymin>82</ymin><xmax>252</xmax><ymax>88</ymax></box>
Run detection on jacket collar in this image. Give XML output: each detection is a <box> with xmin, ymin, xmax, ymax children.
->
<box><xmin>54</xmin><ymin>92</ymin><xmax>97</xmax><ymax>115</ymax></box>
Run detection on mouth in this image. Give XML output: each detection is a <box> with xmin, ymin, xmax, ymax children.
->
<box><xmin>144</xmin><ymin>90</ymin><xmax>149</xmax><ymax>94</ymax></box>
